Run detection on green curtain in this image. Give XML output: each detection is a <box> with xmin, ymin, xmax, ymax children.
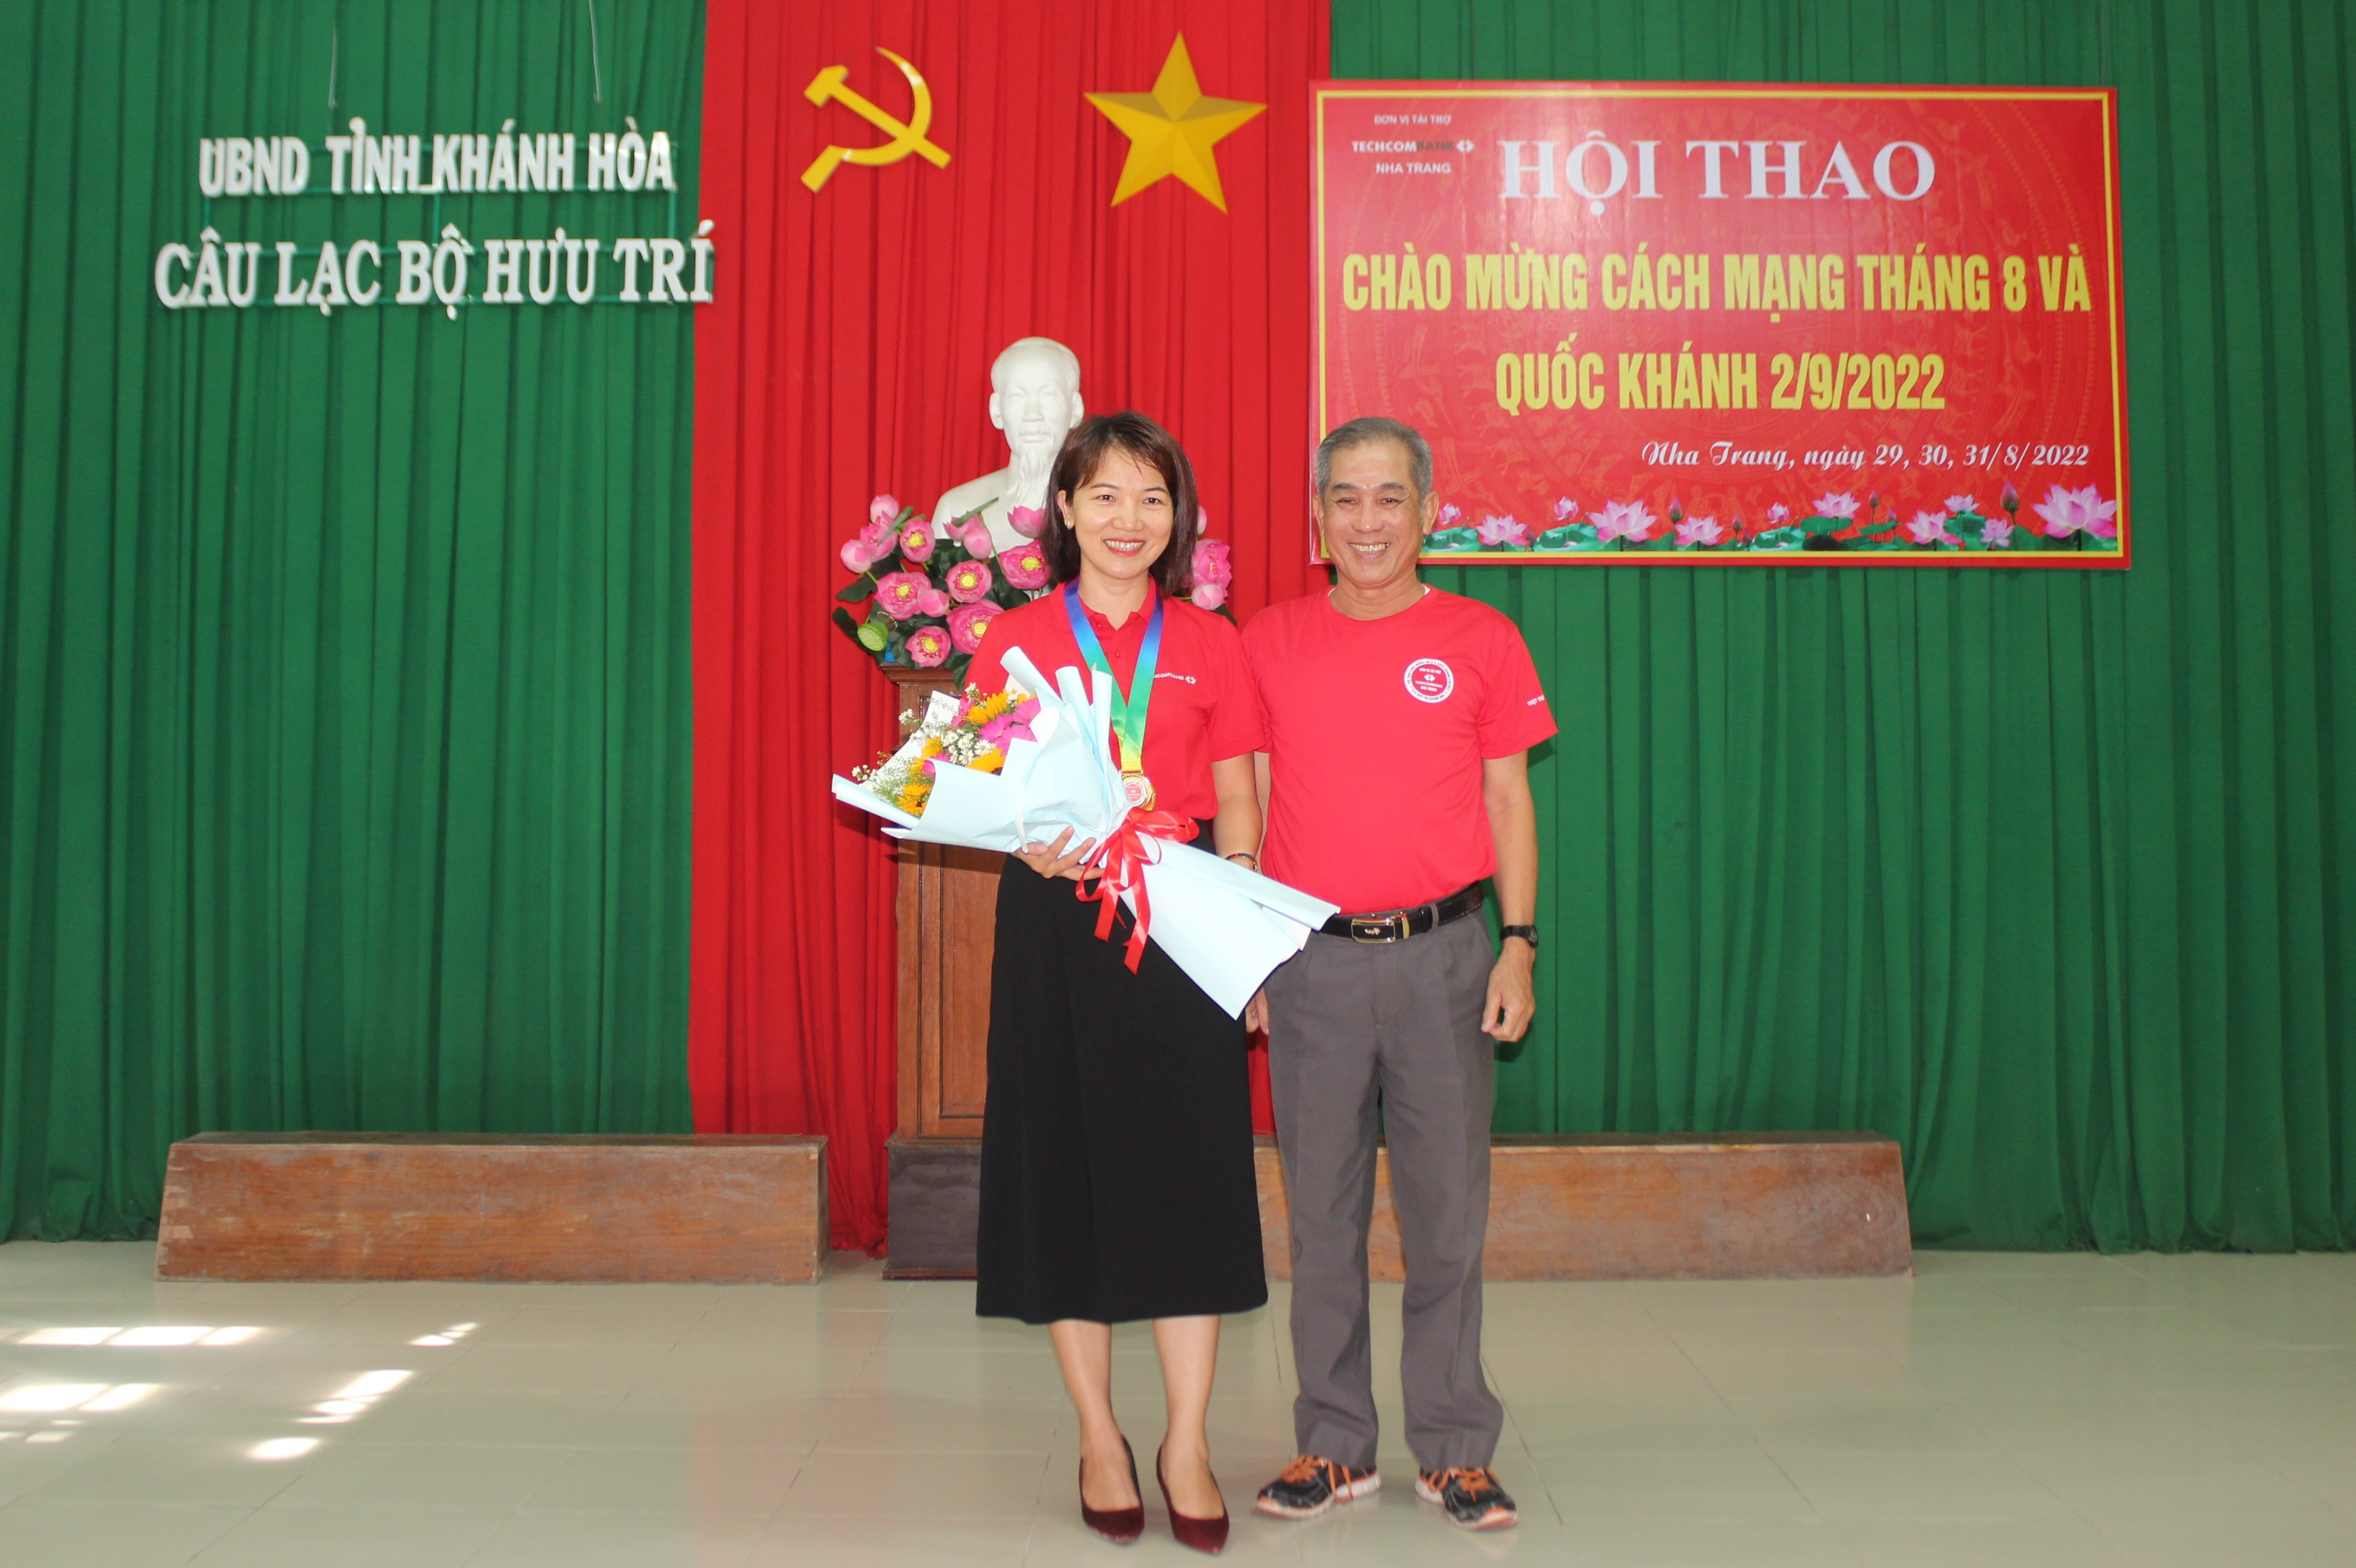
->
<box><xmin>1340</xmin><ymin>0</ymin><xmax>2355</xmax><ymax>1249</ymax></box>
<box><xmin>0</xmin><ymin>0</ymin><xmax>699</xmax><ymax>1240</ymax></box>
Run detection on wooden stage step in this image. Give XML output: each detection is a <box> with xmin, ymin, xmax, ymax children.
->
<box><xmin>155</xmin><ymin>1133</ymin><xmax>829</xmax><ymax>1285</ymax></box>
<box><xmin>887</xmin><ymin>1132</ymin><xmax>1909</xmax><ymax>1280</ymax></box>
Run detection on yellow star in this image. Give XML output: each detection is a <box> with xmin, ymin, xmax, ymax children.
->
<box><xmin>1084</xmin><ymin>36</ymin><xmax>1265</xmax><ymax>212</ymax></box>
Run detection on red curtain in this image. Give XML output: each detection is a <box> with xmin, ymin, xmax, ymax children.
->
<box><xmin>695</xmin><ymin>0</ymin><xmax>1328</xmax><ymax>1250</ymax></box>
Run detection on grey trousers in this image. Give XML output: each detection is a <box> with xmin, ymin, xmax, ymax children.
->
<box><xmin>1266</xmin><ymin>914</ymin><xmax>1505</xmax><ymax>1473</ymax></box>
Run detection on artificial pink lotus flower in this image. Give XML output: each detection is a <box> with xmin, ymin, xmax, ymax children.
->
<box><xmin>1192</xmin><ymin>581</ymin><xmax>1229</xmax><ymax>611</ymax></box>
<box><xmin>945</xmin><ymin>559</ymin><xmax>995</xmax><ymax>604</ymax></box>
<box><xmin>1945</xmin><ymin>494</ymin><xmax>1979</xmax><ymax>515</ymax></box>
<box><xmin>899</xmin><ymin>521</ymin><xmax>936</xmax><ymax>564</ymax></box>
<box><xmin>874</xmin><ymin>571</ymin><xmax>932</xmax><ymax>621</ymax></box>
<box><xmin>869</xmin><ymin>495</ymin><xmax>902</xmax><ymax>530</ymax></box>
<box><xmin>840</xmin><ymin>533</ymin><xmax>889</xmax><ymax>572</ymax></box>
<box><xmin>2033</xmin><ymin>483</ymin><xmax>2119</xmax><ymax>539</ymax></box>
<box><xmin>1593</xmin><ymin>499</ymin><xmax>1656</xmax><ymax>543</ymax></box>
<box><xmin>1476</xmin><ymin>515</ymin><xmax>1532</xmax><ymax>549</ymax></box>
<box><xmin>948</xmin><ymin>601</ymin><xmax>1000</xmax><ymax>654</ymax></box>
<box><xmin>905</xmin><ymin>624</ymin><xmax>952</xmax><ymax>667</ymax></box>
<box><xmin>1766</xmin><ymin>502</ymin><xmax>1791</xmax><ymax>524</ymax></box>
<box><xmin>1554</xmin><ymin>496</ymin><xmax>1578</xmax><ymax>522</ymax></box>
<box><xmin>1983</xmin><ymin>518</ymin><xmax>2016</xmax><ymax>547</ymax></box>
<box><xmin>1812</xmin><ymin>491</ymin><xmax>1860</xmax><ymax>520</ymax></box>
<box><xmin>1674</xmin><ymin>516</ymin><xmax>1724</xmax><ymax>547</ymax></box>
<box><xmin>953</xmin><ymin>517</ymin><xmax>996</xmax><ymax>559</ymax></box>
<box><xmin>1000</xmin><ymin>541</ymin><xmax>1051</xmax><ymax>592</ymax></box>
<box><xmin>1906</xmin><ymin>510</ymin><xmax>1954</xmax><ymax>545</ymax></box>
<box><xmin>1007</xmin><ymin>505</ymin><xmax>1047</xmax><ymax>539</ymax></box>
<box><xmin>1191</xmin><ymin>537</ymin><xmax>1234</xmax><ymax>587</ymax></box>
<box><xmin>917</xmin><ymin>586</ymin><xmax>952</xmax><ymax>618</ymax></box>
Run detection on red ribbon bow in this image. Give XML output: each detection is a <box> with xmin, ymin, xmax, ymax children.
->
<box><xmin>1077</xmin><ymin>808</ymin><xmax>1198</xmax><ymax>972</ymax></box>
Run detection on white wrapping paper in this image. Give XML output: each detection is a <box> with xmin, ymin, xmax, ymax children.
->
<box><xmin>831</xmin><ymin>649</ymin><xmax>1337</xmax><ymax>1016</ymax></box>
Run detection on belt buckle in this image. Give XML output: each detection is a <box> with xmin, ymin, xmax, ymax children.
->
<box><xmin>1350</xmin><ymin>912</ymin><xmax>1406</xmax><ymax>944</ymax></box>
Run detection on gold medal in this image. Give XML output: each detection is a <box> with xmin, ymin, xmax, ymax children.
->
<box><xmin>1122</xmin><ymin>771</ymin><xmax>1156</xmax><ymax>811</ymax></box>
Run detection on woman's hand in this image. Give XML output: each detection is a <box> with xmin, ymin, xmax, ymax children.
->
<box><xmin>1013</xmin><ymin>827</ymin><xmax>1098</xmax><ymax>882</ymax></box>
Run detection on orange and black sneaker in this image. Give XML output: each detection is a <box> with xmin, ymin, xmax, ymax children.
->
<box><xmin>1253</xmin><ymin>1454</ymin><xmax>1380</xmax><ymax>1519</ymax></box>
<box><xmin>1417</xmin><ymin>1467</ymin><xmax>1518</xmax><ymax>1530</ymax></box>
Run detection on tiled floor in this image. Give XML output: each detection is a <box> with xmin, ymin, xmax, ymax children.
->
<box><xmin>1</xmin><ymin>1243</ymin><xmax>2353</xmax><ymax>1566</ymax></box>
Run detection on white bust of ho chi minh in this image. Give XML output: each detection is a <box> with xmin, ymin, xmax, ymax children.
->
<box><xmin>931</xmin><ymin>337</ymin><xmax>1084</xmax><ymax>552</ymax></box>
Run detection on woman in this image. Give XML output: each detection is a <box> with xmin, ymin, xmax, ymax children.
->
<box><xmin>964</xmin><ymin>412</ymin><xmax>1266</xmax><ymax>1555</ymax></box>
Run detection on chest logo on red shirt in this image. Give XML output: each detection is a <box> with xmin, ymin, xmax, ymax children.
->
<box><xmin>1403</xmin><ymin>658</ymin><xmax>1456</xmax><ymax>703</ymax></box>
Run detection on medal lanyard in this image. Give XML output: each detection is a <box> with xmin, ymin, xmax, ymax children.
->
<box><xmin>1063</xmin><ymin>581</ymin><xmax>1163</xmax><ymax>777</ymax></box>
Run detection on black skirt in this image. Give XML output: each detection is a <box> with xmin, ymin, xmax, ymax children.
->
<box><xmin>975</xmin><ymin>841</ymin><xmax>1269</xmax><ymax>1325</ymax></box>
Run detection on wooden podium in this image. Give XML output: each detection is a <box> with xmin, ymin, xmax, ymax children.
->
<box><xmin>881</xmin><ymin>669</ymin><xmax>1000</xmax><ymax>1277</ymax></box>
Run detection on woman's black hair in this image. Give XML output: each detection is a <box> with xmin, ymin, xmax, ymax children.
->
<box><xmin>1042</xmin><ymin>411</ymin><xmax>1200</xmax><ymax>598</ymax></box>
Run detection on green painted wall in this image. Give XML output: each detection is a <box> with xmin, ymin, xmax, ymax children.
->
<box><xmin>0</xmin><ymin>0</ymin><xmax>700</xmax><ymax>1239</ymax></box>
<box><xmin>1349</xmin><ymin>0</ymin><xmax>2356</xmax><ymax>1249</ymax></box>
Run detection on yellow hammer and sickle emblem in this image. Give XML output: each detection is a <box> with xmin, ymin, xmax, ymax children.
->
<box><xmin>801</xmin><ymin>47</ymin><xmax>951</xmax><ymax>192</ymax></box>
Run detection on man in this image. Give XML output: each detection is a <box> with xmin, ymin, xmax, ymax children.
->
<box><xmin>1242</xmin><ymin>417</ymin><xmax>1549</xmax><ymax>1532</ymax></box>
<box><xmin>928</xmin><ymin>336</ymin><xmax>1086</xmax><ymax>552</ymax></box>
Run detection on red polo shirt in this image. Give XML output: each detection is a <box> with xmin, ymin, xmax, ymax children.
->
<box><xmin>1245</xmin><ymin>587</ymin><xmax>1554</xmax><ymax>913</ymax></box>
<box><xmin>967</xmin><ymin>585</ymin><xmax>1263</xmax><ymax>822</ymax></box>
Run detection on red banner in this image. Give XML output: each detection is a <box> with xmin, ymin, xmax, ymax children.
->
<box><xmin>1315</xmin><ymin>84</ymin><xmax>2129</xmax><ymax>565</ymax></box>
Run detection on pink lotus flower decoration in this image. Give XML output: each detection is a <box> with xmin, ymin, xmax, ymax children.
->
<box><xmin>917</xmin><ymin>586</ymin><xmax>952</xmax><ymax>618</ymax></box>
<box><xmin>948</xmin><ymin>601</ymin><xmax>1000</xmax><ymax>654</ymax></box>
<box><xmin>1983</xmin><ymin>518</ymin><xmax>2016</xmax><ymax>547</ymax></box>
<box><xmin>2031</xmin><ymin>483</ymin><xmax>2119</xmax><ymax>539</ymax></box>
<box><xmin>904</xmin><ymin>624</ymin><xmax>952</xmax><ymax>668</ymax></box>
<box><xmin>1766</xmin><ymin>502</ymin><xmax>1791</xmax><ymax>524</ymax></box>
<box><xmin>840</xmin><ymin>531</ymin><xmax>889</xmax><ymax>572</ymax></box>
<box><xmin>953</xmin><ymin>517</ymin><xmax>996</xmax><ymax>559</ymax></box>
<box><xmin>945</xmin><ymin>558</ymin><xmax>995</xmax><ymax>604</ymax></box>
<box><xmin>977</xmin><ymin>694</ymin><xmax>1041</xmax><ymax>750</ymax></box>
<box><xmin>1007</xmin><ymin>505</ymin><xmax>1047</xmax><ymax>540</ymax></box>
<box><xmin>1906</xmin><ymin>510</ymin><xmax>1954</xmax><ymax>546</ymax></box>
<box><xmin>1674</xmin><ymin>516</ymin><xmax>1724</xmax><ymax>547</ymax></box>
<box><xmin>869</xmin><ymin>494</ymin><xmax>902</xmax><ymax>530</ymax></box>
<box><xmin>1437</xmin><ymin>503</ymin><xmax>1462</xmax><ymax>526</ymax></box>
<box><xmin>1000</xmin><ymin>542</ymin><xmax>1051</xmax><ymax>592</ymax></box>
<box><xmin>1191</xmin><ymin>537</ymin><xmax>1234</xmax><ymax>587</ymax></box>
<box><xmin>1593</xmin><ymin>499</ymin><xmax>1656</xmax><ymax>543</ymax></box>
<box><xmin>1192</xmin><ymin>581</ymin><xmax>1229</xmax><ymax>611</ymax></box>
<box><xmin>1476</xmin><ymin>515</ymin><xmax>1532</xmax><ymax>549</ymax></box>
<box><xmin>874</xmin><ymin>571</ymin><xmax>932</xmax><ymax>621</ymax></box>
<box><xmin>1554</xmin><ymin>496</ymin><xmax>1577</xmax><ymax>522</ymax></box>
<box><xmin>1945</xmin><ymin>494</ymin><xmax>1979</xmax><ymax>515</ymax></box>
<box><xmin>899</xmin><ymin>521</ymin><xmax>936</xmax><ymax>564</ymax></box>
<box><xmin>1812</xmin><ymin>491</ymin><xmax>1860</xmax><ymax>520</ymax></box>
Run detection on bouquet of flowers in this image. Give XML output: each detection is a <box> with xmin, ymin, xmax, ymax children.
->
<box><xmin>831</xmin><ymin>648</ymin><xmax>1337</xmax><ymax>1016</ymax></box>
<box><xmin>847</xmin><ymin>685</ymin><xmax>1043</xmax><ymax>818</ymax></box>
<box><xmin>833</xmin><ymin>496</ymin><xmax>1053</xmax><ymax>677</ymax></box>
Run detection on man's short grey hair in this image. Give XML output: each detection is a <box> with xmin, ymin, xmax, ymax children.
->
<box><xmin>1314</xmin><ymin>416</ymin><xmax>1433</xmax><ymax>500</ymax></box>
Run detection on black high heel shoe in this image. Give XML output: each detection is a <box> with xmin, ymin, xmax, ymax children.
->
<box><xmin>1157</xmin><ymin>1443</ymin><xmax>1231</xmax><ymax>1555</ymax></box>
<box><xmin>1081</xmin><ymin>1436</ymin><xmax>1144</xmax><ymax>1544</ymax></box>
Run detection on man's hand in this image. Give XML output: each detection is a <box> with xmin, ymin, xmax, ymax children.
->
<box><xmin>1244</xmin><ymin>988</ymin><xmax>1269</xmax><ymax>1035</ymax></box>
<box><xmin>1482</xmin><ymin>940</ymin><xmax>1536</xmax><ymax>1041</ymax></box>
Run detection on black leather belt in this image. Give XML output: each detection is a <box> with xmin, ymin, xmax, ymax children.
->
<box><xmin>1319</xmin><ymin>884</ymin><xmax>1485</xmax><ymax>943</ymax></box>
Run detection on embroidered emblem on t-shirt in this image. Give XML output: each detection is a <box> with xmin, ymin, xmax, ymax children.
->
<box><xmin>1404</xmin><ymin>658</ymin><xmax>1456</xmax><ymax>703</ymax></box>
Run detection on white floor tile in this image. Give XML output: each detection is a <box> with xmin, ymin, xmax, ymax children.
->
<box><xmin>5</xmin><ymin>1243</ymin><xmax>2355</xmax><ymax>1567</ymax></box>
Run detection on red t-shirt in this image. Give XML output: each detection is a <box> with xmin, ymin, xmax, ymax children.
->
<box><xmin>1245</xmin><ymin>587</ymin><xmax>1555</xmax><ymax>913</ymax></box>
<box><xmin>967</xmin><ymin>584</ymin><xmax>1265</xmax><ymax>822</ymax></box>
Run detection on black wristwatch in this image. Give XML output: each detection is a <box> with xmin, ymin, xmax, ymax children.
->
<box><xmin>1501</xmin><ymin>925</ymin><xmax>1539</xmax><ymax>950</ymax></box>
